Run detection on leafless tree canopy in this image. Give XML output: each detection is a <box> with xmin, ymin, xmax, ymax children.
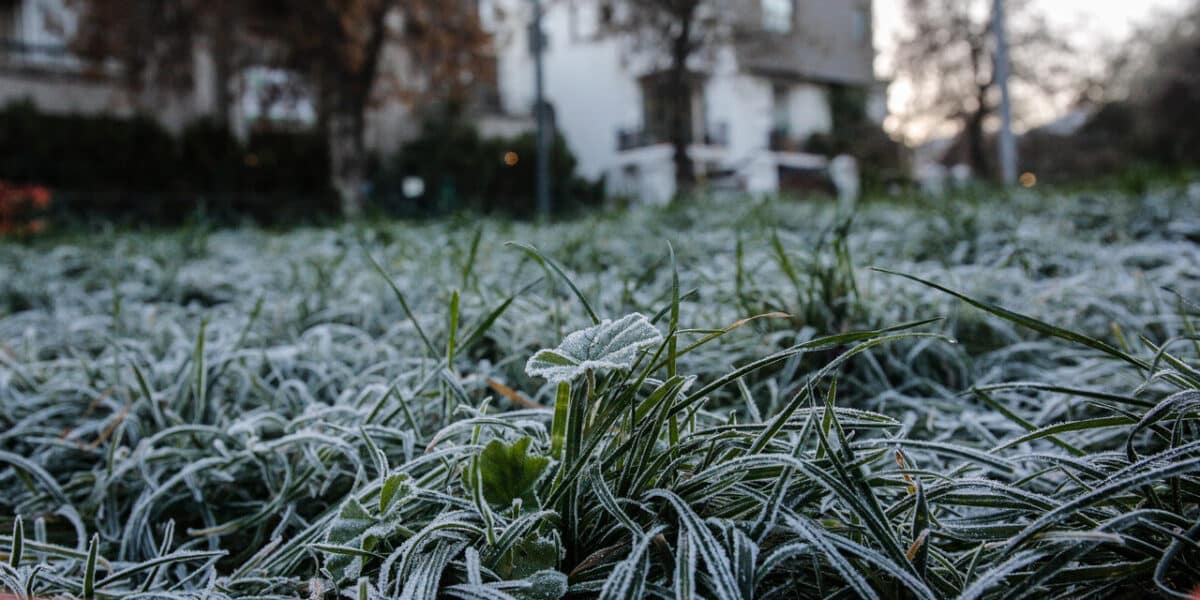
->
<box><xmin>892</xmin><ymin>0</ymin><xmax>1074</xmax><ymax>177</ymax></box>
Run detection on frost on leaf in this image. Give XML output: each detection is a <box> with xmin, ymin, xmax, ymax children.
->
<box><xmin>321</xmin><ymin>497</ymin><xmax>376</xmax><ymax>582</ymax></box>
<box><xmin>321</xmin><ymin>475</ymin><xmax>413</xmax><ymax>582</ymax></box>
<box><xmin>525</xmin><ymin>313</ymin><xmax>664</xmax><ymax>383</ymax></box>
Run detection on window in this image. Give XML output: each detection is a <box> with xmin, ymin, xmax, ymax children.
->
<box><xmin>769</xmin><ymin>84</ymin><xmax>792</xmax><ymax>150</ymax></box>
<box><xmin>635</xmin><ymin>72</ymin><xmax>704</xmax><ymax>148</ymax></box>
<box><xmin>240</xmin><ymin>67</ymin><xmax>317</xmax><ymax>128</ymax></box>
<box><xmin>852</xmin><ymin>5</ymin><xmax>870</xmax><ymax>43</ymax></box>
<box><xmin>771</xmin><ymin>84</ymin><xmax>790</xmax><ymax>134</ymax></box>
<box><xmin>642</xmin><ymin>77</ymin><xmax>681</xmax><ymax>144</ymax></box>
<box><xmin>598</xmin><ymin>2</ymin><xmax>615</xmax><ymax>28</ymax></box>
<box><xmin>762</xmin><ymin>0</ymin><xmax>793</xmax><ymax>33</ymax></box>
<box><xmin>572</xmin><ymin>1</ymin><xmax>612</xmax><ymax>41</ymax></box>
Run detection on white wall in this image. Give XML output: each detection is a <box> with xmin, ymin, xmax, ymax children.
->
<box><xmin>484</xmin><ymin>0</ymin><xmax>871</xmax><ymax>203</ymax></box>
<box><xmin>488</xmin><ymin>0</ymin><xmax>773</xmax><ymax>202</ymax></box>
<box><xmin>14</xmin><ymin>0</ymin><xmax>77</xmax><ymax>47</ymax></box>
<box><xmin>7</xmin><ymin>0</ymin><xmax>82</xmax><ymax>72</ymax></box>
<box><xmin>704</xmin><ymin>48</ymin><xmax>777</xmax><ymax>194</ymax></box>
<box><xmin>785</xmin><ymin>83</ymin><xmax>833</xmax><ymax>142</ymax></box>
<box><xmin>488</xmin><ymin>0</ymin><xmax>643</xmax><ymax>184</ymax></box>
<box><xmin>0</xmin><ymin>72</ymin><xmax>126</xmax><ymax>115</ymax></box>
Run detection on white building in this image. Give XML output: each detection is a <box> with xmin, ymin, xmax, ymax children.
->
<box><xmin>0</xmin><ymin>0</ymin><xmax>134</xmax><ymax>120</ymax></box>
<box><xmin>0</xmin><ymin>0</ymin><xmax>422</xmax><ymax>147</ymax></box>
<box><xmin>0</xmin><ymin>0</ymin><xmax>321</xmax><ymax>137</ymax></box>
<box><xmin>481</xmin><ymin>0</ymin><xmax>886</xmax><ymax>203</ymax></box>
<box><xmin>2</xmin><ymin>0</ymin><xmax>887</xmax><ymax>203</ymax></box>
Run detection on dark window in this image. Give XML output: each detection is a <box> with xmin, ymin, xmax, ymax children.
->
<box><xmin>0</xmin><ymin>0</ymin><xmax>20</xmax><ymax>40</ymax></box>
<box><xmin>853</xmin><ymin>5</ymin><xmax>871</xmax><ymax>43</ymax></box>
<box><xmin>599</xmin><ymin>2</ymin><xmax>614</xmax><ymax>27</ymax></box>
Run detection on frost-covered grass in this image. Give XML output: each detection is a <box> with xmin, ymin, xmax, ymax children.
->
<box><xmin>1</xmin><ymin>188</ymin><xmax>1199</xmax><ymax>599</ymax></box>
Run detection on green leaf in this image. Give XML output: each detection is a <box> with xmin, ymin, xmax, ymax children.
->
<box><xmin>550</xmin><ymin>382</ymin><xmax>571</xmax><ymax>460</ymax></box>
<box><xmin>380</xmin><ymin>473</ymin><xmax>412</xmax><ymax>514</ymax></box>
<box><xmin>447</xmin><ymin>289</ymin><xmax>460</xmax><ymax>364</ymax></box>
<box><xmin>597</xmin><ymin>526</ymin><xmax>662</xmax><ymax>599</ymax></box>
<box><xmin>322</xmin><ymin>497</ymin><xmax>378</xmax><ymax>582</ymax></box>
<box><xmin>464</xmin><ymin>437</ymin><xmax>551</xmax><ymax>507</ymax></box>
<box><xmin>8</xmin><ymin>516</ymin><xmax>23</xmax><ymax>568</ymax></box>
<box><xmin>497</xmin><ymin>534</ymin><xmax>561</xmax><ymax>580</ymax></box>
<box><xmin>512</xmin><ymin>569</ymin><xmax>569</xmax><ymax>600</ymax></box>
<box><xmin>81</xmin><ymin>533</ymin><xmax>98</xmax><ymax>599</ymax></box>
<box><xmin>911</xmin><ymin>481</ymin><xmax>930</xmax><ymax>579</ymax></box>
<box><xmin>328</xmin><ymin>498</ymin><xmax>375</xmax><ymax>546</ymax></box>
<box><xmin>525</xmin><ymin>313</ymin><xmax>663</xmax><ymax>383</ymax></box>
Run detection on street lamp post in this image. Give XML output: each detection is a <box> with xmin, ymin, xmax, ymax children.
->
<box><xmin>993</xmin><ymin>0</ymin><xmax>1018</xmax><ymax>185</ymax></box>
<box><xmin>532</xmin><ymin>0</ymin><xmax>552</xmax><ymax>218</ymax></box>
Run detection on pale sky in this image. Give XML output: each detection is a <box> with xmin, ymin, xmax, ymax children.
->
<box><xmin>873</xmin><ymin>0</ymin><xmax>1192</xmax><ymax>143</ymax></box>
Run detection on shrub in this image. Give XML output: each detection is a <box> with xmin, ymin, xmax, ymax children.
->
<box><xmin>0</xmin><ymin>102</ymin><xmax>336</xmax><ymax>225</ymax></box>
<box><xmin>0</xmin><ymin>101</ymin><xmax>176</xmax><ymax>192</ymax></box>
<box><xmin>805</xmin><ymin>126</ymin><xmax>910</xmax><ymax>193</ymax></box>
<box><xmin>178</xmin><ymin>119</ymin><xmax>245</xmax><ymax>193</ymax></box>
<box><xmin>373</xmin><ymin>115</ymin><xmax>605</xmax><ymax>218</ymax></box>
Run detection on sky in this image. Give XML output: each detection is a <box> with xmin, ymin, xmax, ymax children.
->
<box><xmin>873</xmin><ymin>0</ymin><xmax>1192</xmax><ymax>144</ymax></box>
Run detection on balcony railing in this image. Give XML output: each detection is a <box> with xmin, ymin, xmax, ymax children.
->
<box><xmin>0</xmin><ymin>39</ymin><xmax>86</xmax><ymax>75</ymax></box>
<box><xmin>617</xmin><ymin>121</ymin><xmax>730</xmax><ymax>152</ymax></box>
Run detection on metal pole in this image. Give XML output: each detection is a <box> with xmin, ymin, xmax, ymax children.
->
<box><xmin>993</xmin><ymin>0</ymin><xmax>1018</xmax><ymax>185</ymax></box>
<box><xmin>532</xmin><ymin>0</ymin><xmax>552</xmax><ymax>218</ymax></box>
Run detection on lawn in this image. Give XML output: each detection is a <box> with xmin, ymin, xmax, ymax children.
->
<box><xmin>1</xmin><ymin>187</ymin><xmax>1199</xmax><ymax>599</ymax></box>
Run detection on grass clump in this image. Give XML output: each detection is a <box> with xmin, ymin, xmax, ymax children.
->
<box><xmin>0</xmin><ymin>187</ymin><xmax>1198</xmax><ymax>598</ymax></box>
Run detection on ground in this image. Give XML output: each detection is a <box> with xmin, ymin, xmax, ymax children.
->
<box><xmin>1</xmin><ymin>187</ymin><xmax>1199</xmax><ymax>599</ymax></box>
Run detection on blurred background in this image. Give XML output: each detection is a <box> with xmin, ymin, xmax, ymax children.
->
<box><xmin>0</xmin><ymin>0</ymin><xmax>1197</xmax><ymax>229</ymax></box>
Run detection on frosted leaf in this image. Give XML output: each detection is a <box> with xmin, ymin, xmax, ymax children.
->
<box><xmin>525</xmin><ymin>314</ymin><xmax>664</xmax><ymax>383</ymax></box>
<box><xmin>322</xmin><ymin>497</ymin><xmax>376</xmax><ymax>582</ymax></box>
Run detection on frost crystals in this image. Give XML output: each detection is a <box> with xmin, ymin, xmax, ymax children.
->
<box><xmin>525</xmin><ymin>313</ymin><xmax>664</xmax><ymax>383</ymax></box>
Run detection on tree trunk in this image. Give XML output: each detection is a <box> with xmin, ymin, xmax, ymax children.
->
<box><xmin>965</xmin><ymin>107</ymin><xmax>989</xmax><ymax>179</ymax></box>
<box><xmin>212</xmin><ymin>30</ymin><xmax>234</xmax><ymax>129</ymax></box>
<box><xmin>327</xmin><ymin>98</ymin><xmax>368</xmax><ymax>217</ymax></box>
<box><xmin>965</xmin><ymin>37</ymin><xmax>993</xmax><ymax>180</ymax></box>
<box><xmin>668</xmin><ymin>81</ymin><xmax>695</xmax><ymax>194</ymax></box>
<box><xmin>669</xmin><ymin>11</ymin><xmax>696</xmax><ymax>195</ymax></box>
<box><xmin>321</xmin><ymin>5</ymin><xmax>390</xmax><ymax>218</ymax></box>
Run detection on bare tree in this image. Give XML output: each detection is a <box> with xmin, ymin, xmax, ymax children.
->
<box><xmin>1125</xmin><ymin>0</ymin><xmax>1200</xmax><ymax>165</ymax></box>
<box><xmin>70</xmin><ymin>0</ymin><xmax>492</xmax><ymax>214</ymax></box>
<box><xmin>602</xmin><ymin>1</ymin><xmax>732</xmax><ymax>193</ymax></box>
<box><xmin>892</xmin><ymin>0</ymin><xmax>1072</xmax><ymax>178</ymax></box>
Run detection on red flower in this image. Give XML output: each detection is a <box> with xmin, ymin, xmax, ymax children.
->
<box><xmin>0</xmin><ymin>180</ymin><xmax>53</xmax><ymax>236</ymax></box>
<box><xmin>30</xmin><ymin>186</ymin><xmax>52</xmax><ymax>209</ymax></box>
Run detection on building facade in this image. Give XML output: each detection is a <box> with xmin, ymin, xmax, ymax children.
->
<box><xmin>2</xmin><ymin>0</ymin><xmax>886</xmax><ymax>203</ymax></box>
<box><xmin>0</xmin><ymin>0</ymin><xmax>230</xmax><ymax>133</ymax></box>
<box><xmin>1</xmin><ymin>0</ymin><xmax>127</xmax><ymax>119</ymax></box>
<box><xmin>481</xmin><ymin>0</ymin><xmax>886</xmax><ymax>203</ymax></box>
<box><xmin>0</xmin><ymin>0</ymin><xmax>446</xmax><ymax>153</ymax></box>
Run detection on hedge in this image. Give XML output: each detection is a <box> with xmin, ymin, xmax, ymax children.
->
<box><xmin>0</xmin><ymin>101</ymin><xmax>337</xmax><ymax>225</ymax></box>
